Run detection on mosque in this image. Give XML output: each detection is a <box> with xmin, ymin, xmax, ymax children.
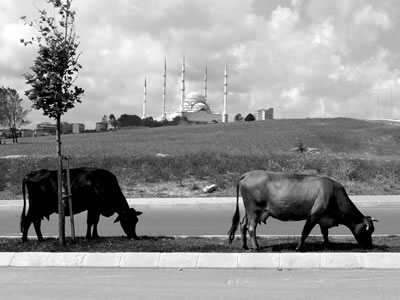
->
<box><xmin>143</xmin><ymin>57</ymin><xmax>228</xmax><ymax>123</ymax></box>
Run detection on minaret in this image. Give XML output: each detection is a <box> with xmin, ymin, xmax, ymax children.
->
<box><xmin>142</xmin><ymin>77</ymin><xmax>146</xmax><ymax>119</ymax></box>
<box><xmin>180</xmin><ymin>55</ymin><xmax>185</xmax><ymax>115</ymax></box>
<box><xmin>161</xmin><ymin>57</ymin><xmax>167</xmax><ymax>121</ymax></box>
<box><xmin>204</xmin><ymin>63</ymin><xmax>207</xmax><ymax>101</ymax></box>
<box><xmin>222</xmin><ymin>61</ymin><xmax>228</xmax><ymax>123</ymax></box>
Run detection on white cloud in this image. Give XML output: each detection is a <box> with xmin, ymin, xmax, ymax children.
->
<box><xmin>354</xmin><ymin>4</ymin><xmax>393</xmax><ymax>30</ymax></box>
<box><xmin>1</xmin><ymin>0</ymin><xmax>400</xmax><ymax>128</ymax></box>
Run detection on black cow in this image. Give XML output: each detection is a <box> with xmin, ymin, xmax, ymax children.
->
<box><xmin>228</xmin><ymin>170</ymin><xmax>378</xmax><ymax>251</ymax></box>
<box><xmin>20</xmin><ymin>168</ymin><xmax>142</xmax><ymax>242</ymax></box>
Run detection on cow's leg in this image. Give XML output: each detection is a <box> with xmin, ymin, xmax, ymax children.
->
<box><xmin>21</xmin><ymin>212</ymin><xmax>32</xmax><ymax>242</ymax></box>
<box><xmin>32</xmin><ymin>218</ymin><xmax>44</xmax><ymax>241</ymax></box>
<box><xmin>92</xmin><ymin>219</ymin><xmax>100</xmax><ymax>239</ymax></box>
<box><xmin>86</xmin><ymin>211</ymin><xmax>93</xmax><ymax>239</ymax></box>
<box><xmin>240</xmin><ymin>213</ymin><xmax>249</xmax><ymax>250</ymax></box>
<box><xmin>320</xmin><ymin>225</ymin><xmax>330</xmax><ymax>249</ymax></box>
<box><xmin>87</xmin><ymin>210</ymin><xmax>100</xmax><ymax>239</ymax></box>
<box><xmin>296</xmin><ymin>217</ymin><xmax>317</xmax><ymax>251</ymax></box>
<box><xmin>248</xmin><ymin>218</ymin><xmax>260</xmax><ymax>251</ymax></box>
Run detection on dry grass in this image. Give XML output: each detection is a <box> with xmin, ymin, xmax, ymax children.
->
<box><xmin>1</xmin><ymin>118</ymin><xmax>400</xmax><ymax>199</ymax></box>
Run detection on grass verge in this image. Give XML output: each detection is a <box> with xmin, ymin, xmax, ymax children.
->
<box><xmin>1</xmin><ymin>235</ymin><xmax>399</xmax><ymax>252</ymax></box>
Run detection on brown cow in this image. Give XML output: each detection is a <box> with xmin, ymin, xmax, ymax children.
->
<box><xmin>228</xmin><ymin>170</ymin><xmax>377</xmax><ymax>251</ymax></box>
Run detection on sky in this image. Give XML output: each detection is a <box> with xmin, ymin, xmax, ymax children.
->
<box><xmin>1</xmin><ymin>0</ymin><xmax>400</xmax><ymax>129</ymax></box>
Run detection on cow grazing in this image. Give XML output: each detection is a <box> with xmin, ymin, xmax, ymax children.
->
<box><xmin>20</xmin><ymin>168</ymin><xmax>142</xmax><ymax>242</ymax></box>
<box><xmin>228</xmin><ymin>170</ymin><xmax>378</xmax><ymax>251</ymax></box>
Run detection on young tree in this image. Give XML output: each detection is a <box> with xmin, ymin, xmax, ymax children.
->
<box><xmin>21</xmin><ymin>0</ymin><xmax>84</xmax><ymax>244</ymax></box>
<box><xmin>234</xmin><ymin>113</ymin><xmax>243</xmax><ymax>122</ymax></box>
<box><xmin>108</xmin><ymin>114</ymin><xmax>118</xmax><ymax>129</ymax></box>
<box><xmin>0</xmin><ymin>87</ymin><xmax>30</xmax><ymax>143</ymax></box>
<box><xmin>244</xmin><ymin>113</ymin><xmax>256</xmax><ymax>121</ymax></box>
<box><xmin>117</xmin><ymin>114</ymin><xmax>142</xmax><ymax>127</ymax></box>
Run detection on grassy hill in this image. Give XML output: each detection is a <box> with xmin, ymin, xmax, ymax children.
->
<box><xmin>0</xmin><ymin>118</ymin><xmax>399</xmax><ymax>199</ymax></box>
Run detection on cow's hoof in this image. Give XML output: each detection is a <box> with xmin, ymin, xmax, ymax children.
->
<box><xmin>242</xmin><ymin>245</ymin><xmax>249</xmax><ymax>250</ymax></box>
<box><xmin>295</xmin><ymin>246</ymin><xmax>305</xmax><ymax>252</ymax></box>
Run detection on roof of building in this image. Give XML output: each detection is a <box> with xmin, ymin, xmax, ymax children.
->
<box><xmin>179</xmin><ymin>91</ymin><xmax>211</xmax><ymax>113</ymax></box>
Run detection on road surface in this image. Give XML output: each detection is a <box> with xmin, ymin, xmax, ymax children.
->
<box><xmin>1</xmin><ymin>268</ymin><xmax>400</xmax><ymax>299</ymax></box>
<box><xmin>1</xmin><ymin>205</ymin><xmax>399</xmax><ymax>238</ymax></box>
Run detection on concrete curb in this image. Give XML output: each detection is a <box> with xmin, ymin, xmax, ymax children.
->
<box><xmin>1</xmin><ymin>195</ymin><xmax>400</xmax><ymax>209</ymax></box>
<box><xmin>1</xmin><ymin>252</ymin><xmax>400</xmax><ymax>269</ymax></box>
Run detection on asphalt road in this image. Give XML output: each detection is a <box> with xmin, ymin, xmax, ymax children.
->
<box><xmin>1</xmin><ymin>268</ymin><xmax>400</xmax><ymax>299</ymax></box>
<box><xmin>1</xmin><ymin>205</ymin><xmax>399</xmax><ymax>238</ymax></box>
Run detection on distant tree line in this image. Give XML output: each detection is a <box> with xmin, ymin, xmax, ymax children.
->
<box><xmin>102</xmin><ymin>112</ymin><xmax>257</xmax><ymax>129</ymax></box>
<box><xmin>103</xmin><ymin>114</ymin><xmax>189</xmax><ymax>129</ymax></box>
<box><xmin>234</xmin><ymin>113</ymin><xmax>255</xmax><ymax>122</ymax></box>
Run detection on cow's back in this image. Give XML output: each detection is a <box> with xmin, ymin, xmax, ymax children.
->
<box><xmin>69</xmin><ymin>168</ymin><xmax>128</xmax><ymax>216</ymax></box>
<box><xmin>239</xmin><ymin>170</ymin><xmax>335</xmax><ymax>221</ymax></box>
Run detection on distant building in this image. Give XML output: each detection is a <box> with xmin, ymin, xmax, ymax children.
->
<box><xmin>0</xmin><ymin>129</ymin><xmax>10</xmax><ymax>137</ymax></box>
<box><xmin>151</xmin><ymin>57</ymin><xmax>229</xmax><ymax>123</ymax></box>
<box><xmin>165</xmin><ymin>92</ymin><xmax>223</xmax><ymax>123</ymax></box>
<box><xmin>20</xmin><ymin>129</ymin><xmax>33</xmax><ymax>138</ymax></box>
<box><xmin>36</xmin><ymin>122</ymin><xmax>56</xmax><ymax>135</ymax></box>
<box><xmin>72</xmin><ymin>123</ymin><xmax>85</xmax><ymax>134</ymax></box>
<box><xmin>96</xmin><ymin>122</ymin><xmax>108</xmax><ymax>132</ymax></box>
<box><xmin>61</xmin><ymin>122</ymin><xmax>73</xmax><ymax>134</ymax></box>
<box><xmin>253</xmin><ymin>108</ymin><xmax>274</xmax><ymax>120</ymax></box>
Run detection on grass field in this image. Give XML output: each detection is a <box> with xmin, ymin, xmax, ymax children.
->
<box><xmin>1</xmin><ymin>235</ymin><xmax>399</xmax><ymax>252</ymax></box>
<box><xmin>0</xmin><ymin>118</ymin><xmax>399</xmax><ymax>199</ymax></box>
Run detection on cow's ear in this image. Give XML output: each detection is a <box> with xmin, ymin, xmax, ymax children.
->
<box><xmin>130</xmin><ymin>208</ymin><xmax>142</xmax><ymax>216</ymax></box>
<box><xmin>114</xmin><ymin>215</ymin><xmax>121</xmax><ymax>223</ymax></box>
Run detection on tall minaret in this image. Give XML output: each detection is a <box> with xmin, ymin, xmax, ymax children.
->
<box><xmin>222</xmin><ymin>61</ymin><xmax>228</xmax><ymax>123</ymax></box>
<box><xmin>142</xmin><ymin>77</ymin><xmax>147</xmax><ymax>119</ymax></box>
<box><xmin>204</xmin><ymin>63</ymin><xmax>207</xmax><ymax>100</ymax></box>
<box><xmin>161</xmin><ymin>57</ymin><xmax>167</xmax><ymax>121</ymax></box>
<box><xmin>180</xmin><ymin>54</ymin><xmax>185</xmax><ymax>115</ymax></box>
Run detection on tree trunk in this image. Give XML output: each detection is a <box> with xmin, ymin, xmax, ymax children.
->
<box><xmin>56</xmin><ymin>115</ymin><xmax>65</xmax><ymax>245</ymax></box>
<box><xmin>13</xmin><ymin>127</ymin><xmax>18</xmax><ymax>143</ymax></box>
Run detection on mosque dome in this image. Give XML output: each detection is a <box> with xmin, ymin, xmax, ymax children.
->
<box><xmin>181</xmin><ymin>91</ymin><xmax>211</xmax><ymax>113</ymax></box>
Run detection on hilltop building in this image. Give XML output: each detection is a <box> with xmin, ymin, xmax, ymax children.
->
<box><xmin>145</xmin><ymin>56</ymin><xmax>229</xmax><ymax>123</ymax></box>
<box><xmin>35</xmin><ymin>122</ymin><xmax>85</xmax><ymax>136</ymax></box>
<box><xmin>72</xmin><ymin>123</ymin><xmax>85</xmax><ymax>133</ymax></box>
<box><xmin>253</xmin><ymin>108</ymin><xmax>274</xmax><ymax>120</ymax></box>
<box><xmin>35</xmin><ymin>122</ymin><xmax>56</xmax><ymax>136</ymax></box>
<box><xmin>95</xmin><ymin>122</ymin><xmax>108</xmax><ymax>132</ymax></box>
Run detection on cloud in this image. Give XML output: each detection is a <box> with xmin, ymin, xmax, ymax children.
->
<box><xmin>0</xmin><ymin>0</ymin><xmax>400</xmax><ymax>127</ymax></box>
<box><xmin>354</xmin><ymin>4</ymin><xmax>393</xmax><ymax>30</ymax></box>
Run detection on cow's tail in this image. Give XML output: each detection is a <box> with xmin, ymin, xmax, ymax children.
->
<box><xmin>228</xmin><ymin>179</ymin><xmax>241</xmax><ymax>244</ymax></box>
<box><xmin>20</xmin><ymin>177</ymin><xmax>27</xmax><ymax>233</ymax></box>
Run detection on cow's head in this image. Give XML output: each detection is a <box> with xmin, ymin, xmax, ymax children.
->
<box><xmin>114</xmin><ymin>208</ymin><xmax>142</xmax><ymax>239</ymax></box>
<box><xmin>353</xmin><ymin>216</ymin><xmax>378</xmax><ymax>249</ymax></box>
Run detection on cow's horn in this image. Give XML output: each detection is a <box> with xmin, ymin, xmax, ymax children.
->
<box><xmin>371</xmin><ymin>217</ymin><xmax>379</xmax><ymax>222</ymax></box>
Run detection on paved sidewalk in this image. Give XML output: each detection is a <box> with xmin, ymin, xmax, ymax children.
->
<box><xmin>2</xmin><ymin>252</ymin><xmax>400</xmax><ymax>269</ymax></box>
